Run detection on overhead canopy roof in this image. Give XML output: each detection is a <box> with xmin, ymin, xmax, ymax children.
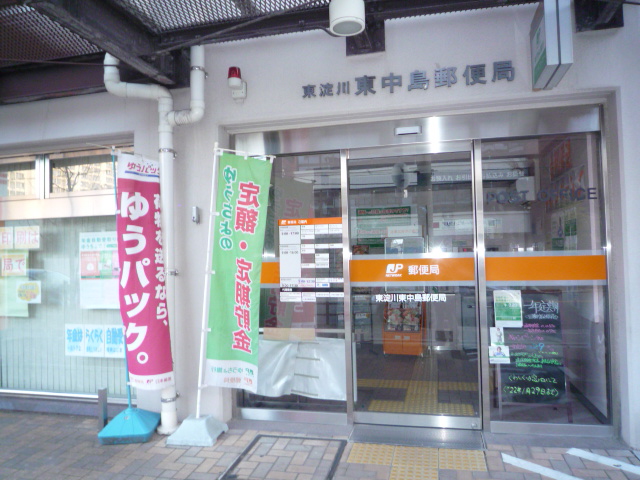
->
<box><xmin>0</xmin><ymin>0</ymin><xmax>624</xmax><ymax>104</ymax></box>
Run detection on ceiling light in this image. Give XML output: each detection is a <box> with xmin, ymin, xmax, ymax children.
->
<box><xmin>329</xmin><ymin>0</ymin><xmax>365</xmax><ymax>36</ymax></box>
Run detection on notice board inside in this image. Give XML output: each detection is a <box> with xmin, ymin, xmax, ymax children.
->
<box><xmin>498</xmin><ymin>291</ymin><xmax>569</xmax><ymax>407</ymax></box>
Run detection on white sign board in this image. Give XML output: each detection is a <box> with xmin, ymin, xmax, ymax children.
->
<box><xmin>530</xmin><ymin>0</ymin><xmax>573</xmax><ymax>90</ymax></box>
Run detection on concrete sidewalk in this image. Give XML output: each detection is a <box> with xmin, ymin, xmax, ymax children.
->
<box><xmin>1</xmin><ymin>410</ymin><xmax>639</xmax><ymax>480</ymax></box>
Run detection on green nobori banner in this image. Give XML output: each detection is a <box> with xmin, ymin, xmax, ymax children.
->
<box><xmin>205</xmin><ymin>151</ymin><xmax>272</xmax><ymax>393</ymax></box>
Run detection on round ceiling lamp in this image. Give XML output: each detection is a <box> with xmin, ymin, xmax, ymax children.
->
<box><xmin>329</xmin><ymin>0</ymin><xmax>365</xmax><ymax>36</ymax></box>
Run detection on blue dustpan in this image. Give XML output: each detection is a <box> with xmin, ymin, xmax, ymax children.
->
<box><xmin>98</xmin><ymin>320</ymin><xmax>160</xmax><ymax>445</ymax></box>
<box><xmin>98</xmin><ymin>407</ymin><xmax>160</xmax><ymax>445</ymax></box>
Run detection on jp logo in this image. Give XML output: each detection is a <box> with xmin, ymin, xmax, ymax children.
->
<box><xmin>386</xmin><ymin>264</ymin><xmax>403</xmax><ymax>276</ymax></box>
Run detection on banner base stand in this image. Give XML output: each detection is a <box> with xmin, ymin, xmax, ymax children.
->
<box><xmin>98</xmin><ymin>407</ymin><xmax>160</xmax><ymax>445</ymax></box>
<box><xmin>166</xmin><ymin>415</ymin><xmax>228</xmax><ymax>447</ymax></box>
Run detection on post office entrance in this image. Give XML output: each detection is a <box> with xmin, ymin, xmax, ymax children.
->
<box><xmin>234</xmin><ymin>105</ymin><xmax>613</xmax><ymax>437</ymax></box>
<box><xmin>346</xmin><ymin>142</ymin><xmax>480</xmax><ymax>429</ymax></box>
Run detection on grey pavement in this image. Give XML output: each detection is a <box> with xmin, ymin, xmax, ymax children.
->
<box><xmin>1</xmin><ymin>410</ymin><xmax>639</xmax><ymax>480</ymax></box>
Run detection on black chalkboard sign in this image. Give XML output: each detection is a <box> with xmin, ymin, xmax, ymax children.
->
<box><xmin>500</xmin><ymin>291</ymin><xmax>566</xmax><ymax>404</ymax></box>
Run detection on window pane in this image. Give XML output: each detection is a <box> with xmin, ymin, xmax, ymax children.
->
<box><xmin>50</xmin><ymin>148</ymin><xmax>130</xmax><ymax>194</ymax></box>
<box><xmin>0</xmin><ymin>160</ymin><xmax>36</xmax><ymax>198</ymax></box>
<box><xmin>348</xmin><ymin>150</ymin><xmax>480</xmax><ymax>419</ymax></box>
<box><xmin>242</xmin><ymin>152</ymin><xmax>346</xmax><ymax>412</ymax></box>
<box><xmin>0</xmin><ymin>216</ymin><xmax>129</xmax><ymax>398</ymax></box>
<box><xmin>482</xmin><ymin>134</ymin><xmax>609</xmax><ymax>425</ymax></box>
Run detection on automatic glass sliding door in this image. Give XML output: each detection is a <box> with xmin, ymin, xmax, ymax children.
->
<box><xmin>346</xmin><ymin>143</ymin><xmax>481</xmax><ymax>429</ymax></box>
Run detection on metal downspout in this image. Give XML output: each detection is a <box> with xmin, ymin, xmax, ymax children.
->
<box><xmin>104</xmin><ymin>46</ymin><xmax>206</xmax><ymax>435</ymax></box>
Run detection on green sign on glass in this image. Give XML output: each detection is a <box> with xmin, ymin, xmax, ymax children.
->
<box><xmin>493</xmin><ymin>289</ymin><xmax>523</xmax><ymax>328</ymax></box>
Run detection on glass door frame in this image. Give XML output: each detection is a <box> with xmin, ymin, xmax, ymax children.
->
<box><xmin>341</xmin><ymin>140</ymin><xmax>485</xmax><ymax>430</ymax></box>
<box><xmin>233</xmin><ymin>104</ymin><xmax>614</xmax><ymax>436</ymax></box>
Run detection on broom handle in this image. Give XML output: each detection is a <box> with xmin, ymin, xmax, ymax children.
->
<box><xmin>112</xmin><ymin>149</ymin><xmax>133</xmax><ymax>409</ymax></box>
<box><xmin>124</xmin><ymin>342</ymin><xmax>132</xmax><ymax>408</ymax></box>
<box><xmin>196</xmin><ymin>143</ymin><xmax>220</xmax><ymax>419</ymax></box>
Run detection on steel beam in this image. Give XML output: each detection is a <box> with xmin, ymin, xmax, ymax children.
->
<box><xmin>25</xmin><ymin>0</ymin><xmax>177</xmax><ymax>85</ymax></box>
<box><xmin>159</xmin><ymin>0</ymin><xmax>537</xmax><ymax>52</ymax></box>
<box><xmin>364</xmin><ymin>0</ymin><xmax>538</xmax><ymax>21</ymax></box>
<box><xmin>346</xmin><ymin>19</ymin><xmax>385</xmax><ymax>56</ymax></box>
<box><xmin>596</xmin><ymin>0</ymin><xmax>624</xmax><ymax>24</ymax></box>
<box><xmin>158</xmin><ymin>8</ymin><xmax>330</xmax><ymax>52</ymax></box>
<box><xmin>0</xmin><ymin>55</ymin><xmax>150</xmax><ymax>104</ymax></box>
<box><xmin>575</xmin><ymin>0</ymin><xmax>624</xmax><ymax>31</ymax></box>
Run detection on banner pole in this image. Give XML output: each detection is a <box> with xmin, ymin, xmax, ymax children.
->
<box><xmin>111</xmin><ymin>147</ymin><xmax>134</xmax><ymax>409</ymax></box>
<box><xmin>195</xmin><ymin>142</ymin><xmax>220</xmax><ymax>419</ymax></box>
<box><xmin>165</xmin><ymin>144</ymin><xmax>228</xmax><ymax>447</ymax></box>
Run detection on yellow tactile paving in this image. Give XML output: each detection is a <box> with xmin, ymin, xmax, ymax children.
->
<box><xmin>390</xmin><ymin>464</ymin><xmax>438</xmax><ymax>480</ymax></box>
<box><xmin>404</xmin><ymin>391</ymin><xmax>435</xmax><ymax>400</ymax></box>
<box><xmin>347</xmin><ymin>444</ymin><xmax>486</xmax><ymax>476</ymax></box>
<box><xmin>427</xmin><ymin>403</ymin><xmax>475</xmax><ymax>416</ymax></box>
<box><xmin>368</xmin><ymin>400</ymin><xmax>405</xmax><ymax>412</ymax></box>
<box><xmin>357</xmin><ymin>378</ymin><xmax>411</xmax><ymax>389</ymax></box>
<box><xmin>393</xmin><ymin>446</ymin><xmax>438</xmax><ymax>467</ymax></box>
<box><xmin>347</xmin><ymin>443</ymin><xmax>396</xmax><ymax>465</ymax></box>
<box><xmin>358</xmin><ymin>379</ymin><xmax>478</xmax><ymax>393</ymax></box>
<box><xmin>438</xmin><ymin>381</ymin><xmax>479</xmax><ymax>391</ymax></box>
<box><xmin>438</xmin><ymin>448</ymin><xmax>487</xmax><ymax>471</ymax></box>
<box><xmin>360</xmin><ymin>376</ymin><xmax>477</xmax><ymax>416</ymax></box>
<box><xmin>407</xmin><ymin>381</ymin><xmax>438</xmax><ymax>393</ymax></box>
<box><xmin>368</xmin><ymin>396</ymin><xmax>475</xmax><ymax>415</ymax></box>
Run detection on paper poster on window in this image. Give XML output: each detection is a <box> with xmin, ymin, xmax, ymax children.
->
<box><xmin>65</xmin><ymin>324</ymin><xmax>85</xmax><ymax>356</ymax></box>
<box><xmin>0</xmin><ymin>250</ymin><xmax>29</xmax><ymax>317</ymax></box>
<box><xmin>16</xmin><ymin>280</ymin><xmax>41</xmax><ymax>303</ymax></box>
<box><xmin>1</xmin><ymin>250</ymin><xmax>27</xmax><ymax>276</ymax></box>
<box><xmin>84</xmin><ymin>326</ymin><xmax>105</xmax><ymax>357</ymax></box>
<box><xmin>79</xmin><ymin>232</ymin><xmax>119</xmax><ymax>309</ymax></box>
<box><xmin>64</xmin><ymin>323</ymin><xmax>124</xmax><ymax>358</ymax></box>
<box><xmin>104</xmin><ymin>325</ymin><xmax>125</xmax><ymax>359</ymax></box>
<box><xmin>0</xmin><ymin>277</ymin><xmax>29</xmax><ymax>317</ymax></box>
<box><xmin>0</xmin><ymin>227</ymin><xmax>13</xmax><ymax>249</ymax></box>
<box><xmin>493</xmin><ymin>289</ymin><xmax>523</xmax><ymax>328</ymax></box>
<box><xmin>489</xmin><ymin>345</ymin><xmax>510</xmax><ymax>364</ymax></box>
<box><xmin>14</xmin><ymin>226</ymin><xmax>40</xmax><ymax>249</ymax></box>
<box><xmin>490</xmin><ymin>326</ymin><xmax>505</xmax><ymax>345</ymax></box>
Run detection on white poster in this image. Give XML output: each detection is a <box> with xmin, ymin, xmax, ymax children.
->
<box><xmin>65</xmin><ymin>324</ymin><xmax>85</xmax><ymax>356</ymax></box>
<box><xmin>16</xmin><ymin>280</ymin><xmax>41</xmax><ymax>304</ymax></box>
<box><xmin>490</xmin><ymin>326</ymin><xmax>505</xmax><ymax>346</ymax></box>
<box><xmin>84</xmin><ymin>325</ymin><xmax>105</xmax><ymax>357</ymax></box>
<box><xmin>489</xmin><ymin>345</ymin><xmax>511</xmax><ymax>364</ymax></box>
<box><xmin>0</xmin><ymin>250</ymin><xmax>27</xmax><ymax>276</ymax></box>
<box><xmin>79</xmin><ymin>232</ymin><xmax>119</xmax><ymax>309</ymax></box>
<box><xmin>104</xmin><ymin>325</ymin><xmax>125</xmax><ymax>359</ymax></box>
<box><xmin>14</xmin><ymin>226</ymin><xmax>40</xmax><ymax>249</ymax></box>
<box><xmin>65</xmin><ymin>323</ymin><xmax>124</xmax><ymax>358</ymax></box>
<box><xmin>0</xmin><ymin>227</ymin><xmax>13</xmax><ymax>249</ymax></box>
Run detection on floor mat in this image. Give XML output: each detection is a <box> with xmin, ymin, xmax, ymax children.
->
<box><xmin>220</xmin><ymin>434</ymin><xmax>347</xmax><ymax>480</ymax></box>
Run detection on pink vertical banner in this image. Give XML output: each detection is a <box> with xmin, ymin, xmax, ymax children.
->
<box><xmin>116</xmin><ymin>153</ymin><xmax>174</xmax><ymax>389</ymax></box>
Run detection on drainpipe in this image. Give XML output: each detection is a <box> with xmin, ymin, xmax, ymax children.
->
<box><xmin>104</xmin><ymin>45</ymin><xmax>206</xmax><ymax>435</ymax></box>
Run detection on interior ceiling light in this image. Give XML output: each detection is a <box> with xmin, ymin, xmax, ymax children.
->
<box><xmin>329</xmin><ymin>0</ymin><xmax>366</xmax><ymax>36</ymax></box>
